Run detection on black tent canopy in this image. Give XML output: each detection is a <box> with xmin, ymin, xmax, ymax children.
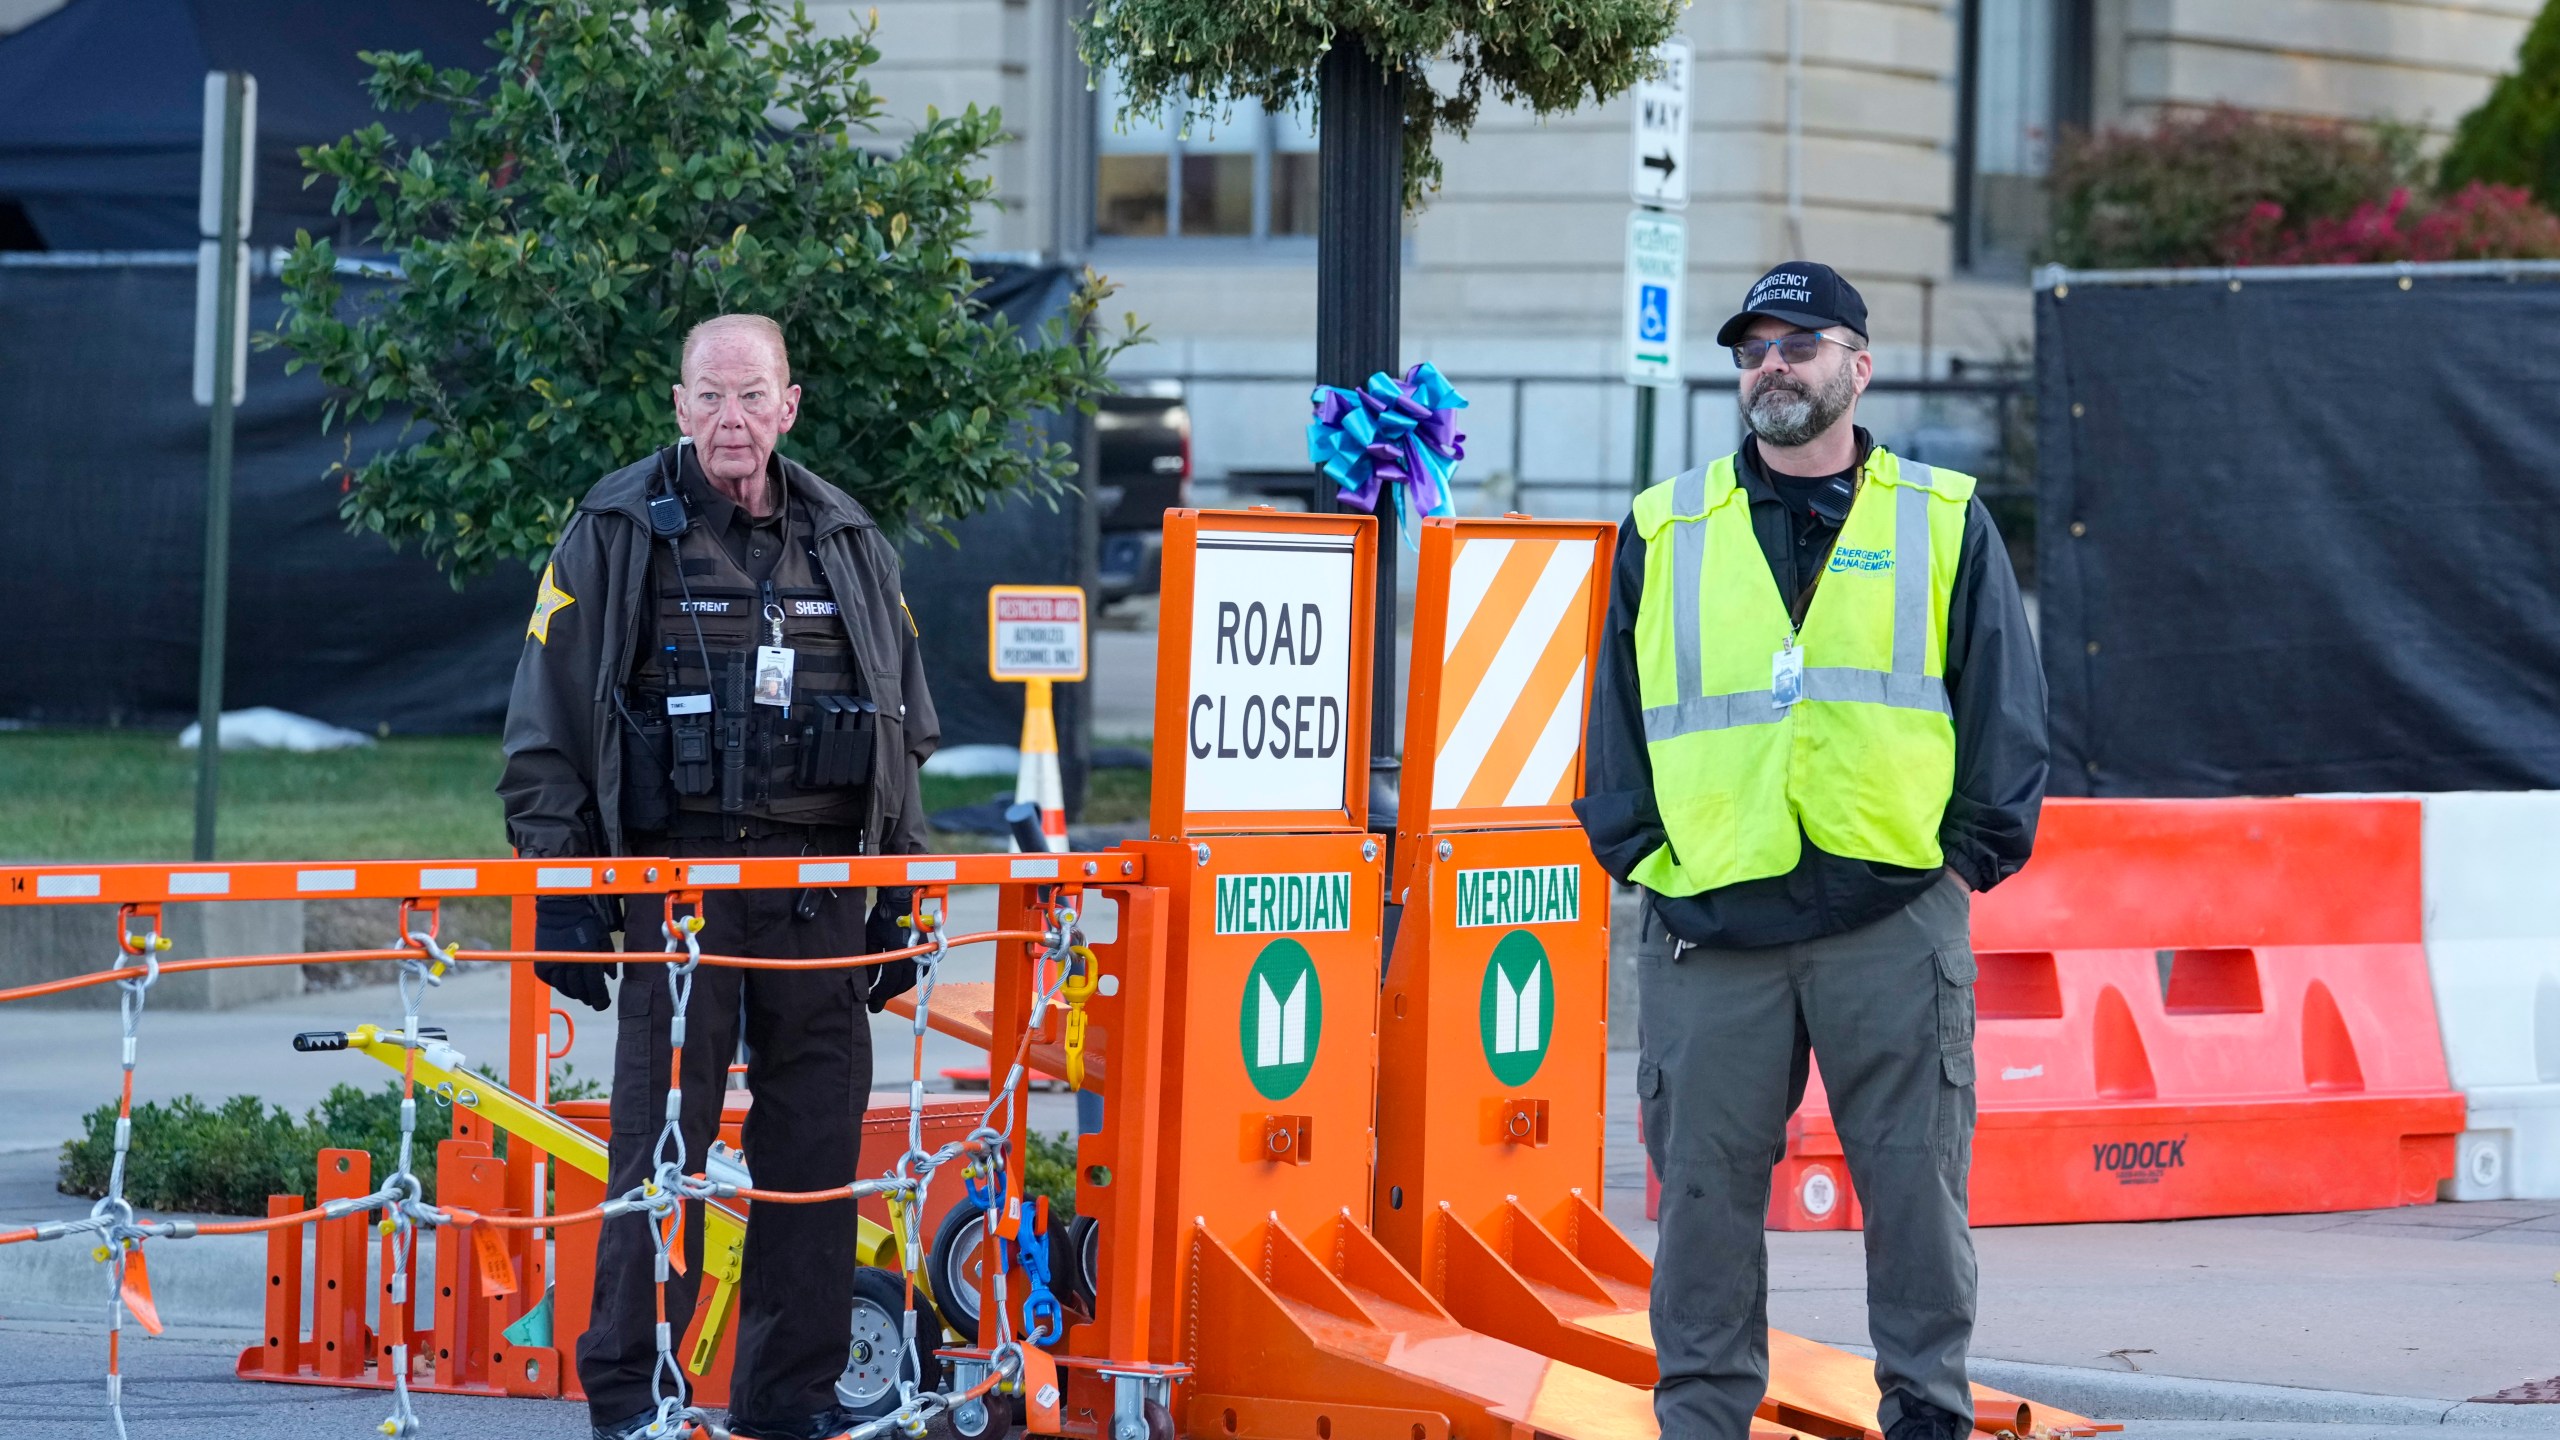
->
<box><xmin>0</xmin><ymin>0</ymin><xmax>499</xmax><ymax>249</ymax></box>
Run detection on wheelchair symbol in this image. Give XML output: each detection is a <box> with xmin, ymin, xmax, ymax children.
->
<box><xmin>1638</xmin><ymin>284</ymin><xmax>1670</xmax><ymax>344</ymax></box>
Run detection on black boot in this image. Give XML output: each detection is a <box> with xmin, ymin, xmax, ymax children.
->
<box><xmin>1884</xmin><ymin>1398</ymin><xmax>1969</xmax><ymax>1440</ymax></box>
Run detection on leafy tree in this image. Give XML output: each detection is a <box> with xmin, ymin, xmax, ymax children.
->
<box><xmin>1078</xmin><ymin>0</ymin><xmax>1683</xmax><ymax>210</ymax></box>
<box><xmin>274</xmin><ymin>0</ymin><xmax>1140</xmax><ymax>577</ymax></box>
<box><xmin>2441</xmin><ymin>0</ymin><xmax>2560</xmax><ymax>208</ymax></box>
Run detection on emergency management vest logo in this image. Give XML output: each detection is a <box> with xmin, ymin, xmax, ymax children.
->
<box><xmin>1826</xmin><ymin>546</ymin><xmax>1894</xmax><ymax>574</ymax></box>
<box><xmin>1478</xmin><ymin>930</ymin><xmax>1555</xmax><ymax>1086</ymax></box>
<box><xmin>1238</xmin><ymin>938</ymin><xmax>1323</xmax><ymax>1100</ymax></box>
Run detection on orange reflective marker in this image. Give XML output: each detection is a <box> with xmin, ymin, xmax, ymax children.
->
<box><xmin>1018</xmin><ymin>1345</ymin><xmax>1062</xmax><ymax>1430</ymax></box>
<box><xmin>472</xmin><ymin>1224</ymin><xmax>518</xmax><ymax>1299</ymax></box>
<box><xmin>120</xmin><ymin>1245</ymin><xmax>163</xmax><ymax>1336</ymax></box>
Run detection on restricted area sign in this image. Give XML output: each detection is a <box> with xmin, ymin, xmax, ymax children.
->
<box><xmin>1151</xmin><ymin>509</ymin><xmax>1376</xmax><ymax>835</ymax></box>
<box><xmin>1623</xmin><ymin>209</ymin><xmax>1686</xmax><ymax>387</ymax></box>
<box><xmin>986</xmin><ymin>584</ymin><xmax>1087</xmax><ymax>682</ymax></box>
<box><xmin>1628</xmin><ymin>37</ymin><xmax>1690</xmax><ymax>209</ymax></box>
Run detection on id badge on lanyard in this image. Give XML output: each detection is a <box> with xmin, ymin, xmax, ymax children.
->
<box><xmin>1771</xmin><ymin>634</ymin><xmax>1804</xmax><ymax>709</ymax></box>
<box><xmin>754</xmin><ymin>602</ymin><xmax>795</xmax><ymax>708</ymax></box>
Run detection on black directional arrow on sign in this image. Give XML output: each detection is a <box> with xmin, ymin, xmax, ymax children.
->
<box><xmin>1642</xmin><ymin>149</ymin><xmax>1678</xmax><ymax>181</ymax></box>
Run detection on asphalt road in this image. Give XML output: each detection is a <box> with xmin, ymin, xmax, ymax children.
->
<box><xmin>0</xmin><ymin>1317</ymin><xmax>585</xmax><ymax>1440</ymax></box>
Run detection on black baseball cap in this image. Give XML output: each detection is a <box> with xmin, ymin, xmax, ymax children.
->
<box><xmin>1715</xmin><ymin>261</ymin><xmax>1869</xmax><ymax>347</ymax></box>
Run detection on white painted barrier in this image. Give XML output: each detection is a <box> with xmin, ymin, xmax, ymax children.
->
<box><xmin>2422</xmin><ymin>791</ymin><xmax>2560</xmax><ymax>1200</ymax></box>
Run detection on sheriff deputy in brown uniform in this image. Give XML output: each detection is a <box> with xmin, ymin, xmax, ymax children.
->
<box><xmin>500</xmin><ymin>314</ymin><xmax>938</xmax><ymax>1440</ymax></box>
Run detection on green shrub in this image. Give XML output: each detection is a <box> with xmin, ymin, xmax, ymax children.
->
<box><xmin>2442</xmin><ymin>0</ymin><xmax>2560</xmax><ymax>209</ymax></box>
<box><xmin>59</xmin><ymin>1084</ymin><xmax>457</xmax><ymax>1216</ymax></box>
<box><xmin>57</xmin><ymin>1064</ymin><xmax>604</xmax><ymax>1216</ymax></box>
<box><xmin>1022</xmin><ymin>1128</ymin><xmax>1078</xmax><ymax>1222</ymax></box>
<box><xmin>2048</xmin><ymin>104</ymin><xmax>2421</xmax><ymax>269</ymax></box>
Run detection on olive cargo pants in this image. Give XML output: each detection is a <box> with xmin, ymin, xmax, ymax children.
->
<box><xmin>1636</xmin><ymin>873</ymin><xmax>1978</xmax><ymax>1438</ymax></box>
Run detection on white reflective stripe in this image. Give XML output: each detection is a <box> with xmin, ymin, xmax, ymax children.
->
<box><xmin>1643</xmin><ymin>690</ymin><xmax>1788</xmax><ymax>741</ymax></box>
<box><xmin>798</xmin><ymin>861</ymin><xmax>850</xmax><ymax>884</ymax></box>
<box><xmin>1669</xmin><ymin>467</ymin><xmax>1709</xmax><ymax>706</ymax></box>
<box><xmin>1803</xmin><ymin>667</ymin><xmax>1950</xmax><ymax>714</ymax></box>
<box><xmin>906</xmin><ymin>860</ymin><xmax>958</xmax><ymax>882</ymax></box>
<box><xmin>167</xmin><ymin>872</ymin><xmax>230</xmax><ymax>896</ymax></box>
<box><xmin>36</xmin><ymin>874</ymin><xmax>100</xmax><ymax>898</ymax></box>
<box><xmin>1892</xmin><ymin>467</ymin><xmax>1932</xmax><ymax>679</ymax></box>
<box><xmin>1645</xmin><ymin>669</ymin><xmax>1949</xmax><ymax>740</ymax></box>
<box><xmin>687</xmin><ymin>863</ymin><xmax>741</xmax><ymax>885</ymax></box>
<box><xmin>417</xmin><ymin>867</ymin><xmax>477</xmax><ymax>891</ymax></box>
<box><xmin>297</xmin><ymin>869</ymin><xmax>356</xmax><ymax>893</ymax></box>
<box><xmin>1010</xmin><ymin>857</ymin><xmax>1059</xmax><ymax>879</ymax></box>
<box><xmin>535</xmin><ymin>866</ymin><xmax>592</xmax><ymax>889</ymax></box>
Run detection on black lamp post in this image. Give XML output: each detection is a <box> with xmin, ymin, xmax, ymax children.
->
<box><xmin>1312</xmin><ymin>38</ymin><xmax>1404</xmax><ymax>843</ymax></box>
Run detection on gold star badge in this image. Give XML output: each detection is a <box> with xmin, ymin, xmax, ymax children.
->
<box><xmin>527</xmin><ymin>565</ymin><xmax>575</xmax><ymax>644</ymax></box>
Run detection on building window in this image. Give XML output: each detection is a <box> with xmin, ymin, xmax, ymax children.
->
<box><xmin>1955</xmin><ymin>0</ymin><xmax>2092</xmax><ymax>272</ymax></box>
<box><xmin>1094</xmin><ymin>68</ymin><xmax>1318</xmax><ymax>243</ymax></box>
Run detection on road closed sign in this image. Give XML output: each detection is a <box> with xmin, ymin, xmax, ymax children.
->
<box><xmin>1177</xmin><ymin>523</ymin><xmax>1360</xmax><ymax>817</ymax></box>
<box><xmin>987</xmin><ymin>585</ymin><xmax>1087</xmax><ymax>682</ymax></box>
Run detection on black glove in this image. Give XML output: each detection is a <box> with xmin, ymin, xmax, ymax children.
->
<box><xmin>533</xmin><ymin>894</ymin><xmax>620</xmax><ymax>1012</ymax></box>
<box><xmin>865</xmin><ymin>887</ymin><xmax>918</xmax><ymax>1014</ymax></box>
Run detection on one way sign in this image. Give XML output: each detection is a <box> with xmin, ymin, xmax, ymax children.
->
<box><xmin>1629</xmin><ymin>37</ymin><xmax>1690</xmax><ymax>209</ymax></box>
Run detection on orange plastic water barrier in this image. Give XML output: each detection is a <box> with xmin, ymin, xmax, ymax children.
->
<box><xmin>1761</xmin><ymin>797</ymin><xmax>2465</xmax><ymax>1230</ymax></box>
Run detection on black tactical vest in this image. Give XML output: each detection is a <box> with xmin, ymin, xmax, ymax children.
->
<box><xmin>618</xmin><ymin>491</ymin><xmax>875</xmax><ymax>834</ymax></box>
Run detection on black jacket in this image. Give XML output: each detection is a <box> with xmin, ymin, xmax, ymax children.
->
<box><xmin>498</xmin><ymin>450</ymin><xmax>940</xmax><ymax>863</ymax></box>
<box><xmin>1573</xmin><ymin>430</ymin><xmax>2048</xmax><ymax>949</ymax></box>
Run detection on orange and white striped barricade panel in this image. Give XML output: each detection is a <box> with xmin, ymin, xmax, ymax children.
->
<box><xmin>1400</xmin><ymin>516</ymin><xmax>1614</xmax><ymax>835</ymax></box>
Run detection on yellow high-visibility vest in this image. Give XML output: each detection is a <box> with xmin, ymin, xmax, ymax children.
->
<box><xmin>1628</xmin><ymin>448</ymin><xmax>1973</xmax><ymax>896</ymax></box>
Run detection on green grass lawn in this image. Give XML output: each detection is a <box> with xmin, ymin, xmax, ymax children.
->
<box><xmin>0</xmin><ymin>731</ymin><xmax>1149</xmax><ymax>863</ymax></box>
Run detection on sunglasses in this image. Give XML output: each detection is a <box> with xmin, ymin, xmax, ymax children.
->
<box><xmin>1730</xmin><ymin>331</ymin><xmax>1858</xmax><ymax>370</ymax></box>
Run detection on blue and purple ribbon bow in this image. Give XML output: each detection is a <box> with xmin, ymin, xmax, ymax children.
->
<box><xmin>1306</xmin><ymin>362</ymin><xmax>1468</xmax><ymax>541</ymax></box>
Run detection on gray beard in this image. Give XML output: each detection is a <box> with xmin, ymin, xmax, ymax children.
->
<box><xmin>1743</xmin><ymin>362</ymin><xmax>1857</xmax><ymax>448</ymax></box>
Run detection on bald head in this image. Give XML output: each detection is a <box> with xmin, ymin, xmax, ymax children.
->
<box><xmin>673</xmin><ymin>313</ymin><xmax>801</xmax><ymax>502</ymax></box>
<box><xmin>681</xmin><ymin>313</ymin><xmax>790</xmax><ymax>385</ymax></box>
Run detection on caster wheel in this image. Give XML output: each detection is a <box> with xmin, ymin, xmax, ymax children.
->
<box><xmin>836</xmin><ymin>1265</ymin><xmax>938</xmax><ymax>1416</ymax></box>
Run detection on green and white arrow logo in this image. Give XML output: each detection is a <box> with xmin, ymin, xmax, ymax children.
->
<box><xmin>1239</xmin><ymin>938</ymin><xmax>1324</xmax><ymax>1100</ymax></box>
<box><xmin>1478</xmin><ymin>930</ymin><xmax>1555</xmax><ymax>1086</ymax></box>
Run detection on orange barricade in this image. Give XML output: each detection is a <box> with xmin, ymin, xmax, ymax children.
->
<box><xmin>1762</xmin><ymin>796</ymin><xmax>2467</xmax><ymax>1230</ymax></box>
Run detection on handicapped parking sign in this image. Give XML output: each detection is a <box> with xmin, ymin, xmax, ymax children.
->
<box><xmin>1622</xmin><ymin>209</ymin><xmax>1684</xmax><ymax>386</ymax></box>
<box><xmin>1637</xmin><ymin>284</ymin><xmax>1670</xmax><ymax>343</ymax></box>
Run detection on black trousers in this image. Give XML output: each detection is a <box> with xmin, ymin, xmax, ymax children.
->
<box><xmin>576</xmin><ymin>829</ymin><xmax>875</xmax><ymax>1429</ymax></box>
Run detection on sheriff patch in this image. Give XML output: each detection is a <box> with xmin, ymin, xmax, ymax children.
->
<box><xmin>527</xmin><ymin>565</ymin><xmax>575</xmax><ymax>644</ymax></box>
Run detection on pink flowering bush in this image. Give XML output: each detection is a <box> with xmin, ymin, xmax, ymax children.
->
<box><xmin>2222</xmin><ymin>181</ymin><xmax>2560</xmax><ymax>264</ymax></box>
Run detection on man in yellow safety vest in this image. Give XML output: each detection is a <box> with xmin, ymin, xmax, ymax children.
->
<box><xmin>1576</xmin><ymin>262</ymin><xmax>2048</xmax><ymax>1440</ymax></box>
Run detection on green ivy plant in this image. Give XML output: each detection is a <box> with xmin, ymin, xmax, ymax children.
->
<box><xmin>274</xmin><ymin>0</ymin><xmax>1142</xmax><ymax>578</ymax></box>
<box><xmin>1079</xmin><ymin>0</ymin><xmax>1685</xmax><ymax>210</ymax></box>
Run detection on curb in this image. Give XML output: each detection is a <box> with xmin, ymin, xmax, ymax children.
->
<box><xmin>1954</xmin><ymin>1354</ymin><xmax>2556</xmax><ymax>1431</ymax></box>
<box><xmin>0</xmin><ymin>1224</ymin><xmax>448</xmax><ymax>1334</ymax></box>
<box><xmin>0</xmin><ymin>1226</ymin><xmax>270</xmax><ymax>1329</ymax></box>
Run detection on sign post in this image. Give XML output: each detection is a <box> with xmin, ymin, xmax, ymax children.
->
<box><xmin>988</xmin><ymin>585</ymin><xmax>1087</xmax><ymax>851</ymax></box>
<box><xmin>192</xmin><ymin>70</ymin><xmax>255</xmax><ymax>862</ymax></box>
<box><xmin>1623</xmin><ymin>38</ymin><xmax>1689</xmax><ymax>501</ymax></box>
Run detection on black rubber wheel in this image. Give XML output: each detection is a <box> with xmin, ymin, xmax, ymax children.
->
<box><xmin>1059</xmin><ymin>1213</ymin><xmax>1100</xmax><ymax>1318</ymax></box>
<box><xmin>928</xmin><ymin>1198</ymin><xmax>990</xmax><ymax>1344</ymax></box>
<box><xmin>836</xmin><ymin>1264</ymin><xmax>936</xmax><ymax>1416</ymax></box>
